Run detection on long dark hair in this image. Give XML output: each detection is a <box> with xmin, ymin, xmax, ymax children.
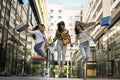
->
<box><xmin>74</xmin><ymin>24</ymin><xmax>84</xmax><ymax>35</ymax></box>
<box><xmin>32</xmin><ymin>24</ymin><xmax>45</xmax><ymax>39</ymax></box>
<box><xmin>57</xmin><ymin>21</ymin><xmax>65</xmax><ymax>32</ymax></box>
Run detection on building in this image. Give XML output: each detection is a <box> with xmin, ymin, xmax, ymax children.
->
<box><xmin>48</xmin><ymin>2</ymin><xmax>81</xmax><ymax>63</ymax></box>
<box><xmin>0</xmin><ymin>0</ymin><xmax>47</xmax><ymax>76</ymax></box>
<box><xmin>75</xmin><ymin>0</ymin><xmax>120</xmax><ymax>78</ymax></box>
<box><xmin>48</xmin><ymin>2</ymin><xmax>64</xmax><ymax>40</ymax></box>
<box><xmin>93</xmin><ymin>0</ymin><xmax>120</xmax><ymax>78</ymax></box>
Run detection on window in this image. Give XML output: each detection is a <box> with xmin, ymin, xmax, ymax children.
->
<box><xmin>50</xmin><ymin>16</ymin><xmax>53</xmax><ymax>19</ymax></box>
<box><xmin>0</xmin><ymin>16</ymin><xmax>4</xmax><ymax>25</ymax></box>
<box><xmin>3</xmin><ymin>0</ymin><xmax>6</xmax><ymax>7</ymax></box>
<box><xmin>58</xmin><ymin>10</ymin><xmax>62</xmax><ymax>13</ymax></box>
<box><xmin>51</xmin><ymin>23</ymin><xmax>54</xmax><ymax>26</ymax></box>
<box><xmin>75</xmin><ymin>16</ymin><xmax>80</xmax><ymax>18</ymax></box>
<box><xmin>50</xmin><ymin>9</ymin><xmax>54</xmax><ymax>13</ymax></box>
<box><xmin>1</xmin><ymin>7</ymin><xmax>5</xmax><ymax>17</ymax></box>
<box><xmin>69</xmin><ymin>16</ymin><xmax>72</xmax><ymax>19</ymax></box>
<box><xmin>75</xmin><ymin>16</ymin><xmax>80</xmax><ymax>20</ymax></box>
<box><xmin>69</xmin><ymin>23</ymin><xmax>72</xmax><ymax>27</ymax></box>
<box><xmin>58</xmin><ymin>16</ymin><xmax>62</xmax><ymax>19</ymax></box>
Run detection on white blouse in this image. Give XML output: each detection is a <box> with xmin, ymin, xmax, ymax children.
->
<box><xmin>78</xmin><ymin>31</ymin><xmax>90</xmax><ymax>43</ymax></box>
<box><xmin>76</xmin><ymin>26</ymin><xmax>94</xmax><ymax>44</ymax></box>
<box><xmin>28</xmin><ymin>29</ymin><xmax>46</xmax><ymax>44</ymax></box>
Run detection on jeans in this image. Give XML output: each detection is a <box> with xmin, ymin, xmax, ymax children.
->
<box><xmin>57</xmin><ymin>40</ymin><xmax>67</xmax><ymax>65</ymax></box>
<box><xmin>34</xmin><ymin>42</ymin><xmax>45</xmax><ymax>57</ymax></box>
<box><xmin>79</xmin><ymin>41</ymin><xmax>90</xmax><ymax>62</ymax></box>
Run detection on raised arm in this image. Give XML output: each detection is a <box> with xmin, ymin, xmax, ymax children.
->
<box><xmin>28</xmin><ymin>30</ymin><xmax>36</xmax><ymax>34</ymax></box>
<box><xmin>85</xmin><ymin>21</ymin><xmax>100</xmax><ymax>31</ymax></box>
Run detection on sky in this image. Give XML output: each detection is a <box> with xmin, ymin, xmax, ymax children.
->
<box><xmin>48</xmin><ymin>0</ymin><xmax>88</xmax><ymax>7</ymax></box>
<box><xmin>23</xmin><ymin>0</ymin><xmax>29</xmax><ymax>4</ymax></box>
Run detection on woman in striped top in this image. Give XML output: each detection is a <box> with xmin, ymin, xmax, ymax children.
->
<box><xmin>53</xmin><ymin>21</ymin><xmax>73</xmax><ymax>73</ymax></box>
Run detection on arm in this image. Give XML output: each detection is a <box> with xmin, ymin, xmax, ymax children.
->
<box><xmin>85</xmin><ymin>21</ymin><xmax>100</xmax><ymax>31</ymax></box>
<box><xmin>28</xmin><ymin>30</ymin><xmax>36</xmax><ymax>34</ymax></box>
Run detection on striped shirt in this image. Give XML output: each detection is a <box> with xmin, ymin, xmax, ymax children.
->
<box><xmin>54</xmin><ymin>29</ymin><xmax>70</xmax><ymax>40</ymax></box>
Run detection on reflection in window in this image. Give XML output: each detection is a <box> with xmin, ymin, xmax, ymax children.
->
<box><xmin>16</xmin><ymin>14</ymin><xmax>21</xmax><ymax>23</ymax></box>
<box><xmin>9</xmin><ymin>16</ymin><xmax>15</xmax><ymax>27</ymax></box>
<box><xmin>3</xmin><ymin>0</ymin><xmax>6</xmax><ymax>7</ymax></box>
<box><xmin>11</xmin><ymin>6</ymin><xmax>16</xmax><ymax>16</ymax></box>
<box><xmin>7</xmin><ymin>2</ymin><xmax>11</xmax><ymax>10</ymax></box>
<box><xmin>17</xmin><ymin>5</ymin><xmax>22</xmax><ymax>16</ymax></box>
<box><xmin>1</xmin><ymin>7</ymin><xmax>5</xmax><ymax>17</ymax></box>
<box><xmin>0</xmin><ymin>16</ymin><xmax>4</xmax><ymax>25</ymax></box>
<box><xmin>22</xmin><ymin>9</ymin><xmax>27</xmax><ymax>23</ymax></box>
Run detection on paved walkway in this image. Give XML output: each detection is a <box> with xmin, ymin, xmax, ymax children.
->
<box><xmin>0</xmin><ymin>77</ymin><xmax>120</xmax><ymax>80</ymax></box>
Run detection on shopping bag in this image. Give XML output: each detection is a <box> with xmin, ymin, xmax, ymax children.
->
<box><xmin>15</xmin><ymin>23</ymin><xmax>29</xmax><ymax>32</ymax></box>
<box><xmin>101</xmin><ymin>16</ymin><xmax>111</xmax><ymax>26</ymax></box>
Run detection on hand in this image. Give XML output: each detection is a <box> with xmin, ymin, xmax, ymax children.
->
<box><xmin>73</xmin><ymin>42</ymin><xmax>78</xmax><ymax>46</ymax></box>
<box><xmin>44</xmin><ymin>41</ymin><xmax>49</xmax><ymax>48</ymax></box>
<box><xmin>53</xmin><ymin>38</ymin><xmax>56</xmax><ymax>42</ymax></box>
<box><xmin>49</xmin><ymin>42</ymin><xmax>54</xmax><ymax>46</ymax></box>
<box><xmin>95</xmin><ymin>21</ymin><xmax>101</xmax><ymax>25</ymax></box>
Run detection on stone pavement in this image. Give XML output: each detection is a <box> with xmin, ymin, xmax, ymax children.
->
<box><xmin>0</xmin><ymin>77</ymin><xmax>120</xmax><ymax>80</ymax></box>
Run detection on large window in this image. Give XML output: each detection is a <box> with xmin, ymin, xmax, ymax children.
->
<box><xmin>50</xmin><ymin>9</ymin><xmax>54</xmax><ymax>13</ymax></box>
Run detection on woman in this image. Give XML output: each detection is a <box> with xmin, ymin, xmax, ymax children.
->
<box><xmin>53</xmin><ymin>21</ymin><xmax>73</xmax><ymax>72</ymax></box>
<box><xmin>28</xmin><ymin>24</ymin><xmax>47</xmax><ymax>60</ymax></box>
<box><xmin>74</xmin><ymin>21</ymin><xmax>100</xmax><ymax>64</ymax></box>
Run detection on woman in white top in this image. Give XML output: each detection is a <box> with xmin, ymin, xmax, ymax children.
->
<box><xmin>28</xmin><ymin>24</ymin><xmax>47</xmax><ymax>60</ymax></box>
<box><xmin>74</xmin><ymin>21</ymin><xmax>100</xmax><ymax>64</ymax></box>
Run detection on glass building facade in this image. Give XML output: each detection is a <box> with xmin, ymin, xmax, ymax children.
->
<box><xmin>75</xmin><ymin>0</ymin><xmax>120</xmax><ymax>78</ymax></box>
<box><xmin>95</xmin><ymin>1</ymin><xmax>120</xmax><ymax>77</ymax></box>
<box><xmin>96</xmin><ymin>19</ymin><xmax>120</xmax><ymax>77</ymax></box>
<box><xmin>0</xmin><ymin>0</ymin><xmax>38</xmax><ymax>76</ymax></box>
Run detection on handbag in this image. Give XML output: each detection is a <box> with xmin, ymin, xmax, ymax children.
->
<box><xmin>63</xmin><ymin>38</ymin><xmax>70</xmax><ymax>45</ymax></box>
<box><xmin>61</xmin><ymin>29</ymin><xmax>70</xmax><ymax>45</ymax></box>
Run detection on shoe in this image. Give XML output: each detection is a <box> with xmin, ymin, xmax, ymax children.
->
<box><xmin>31</xmin><ymin>56</ymin><xmax>46</xmax><ymax>60</ymax></box>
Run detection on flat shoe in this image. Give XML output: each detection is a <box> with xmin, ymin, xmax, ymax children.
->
<box><xmin>31</xmin><ymin>56</ymin><xmax>46</xmax><ymax>60</ymax></box>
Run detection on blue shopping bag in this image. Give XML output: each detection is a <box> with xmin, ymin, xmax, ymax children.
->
<box><xmin>101</xmin><ymin>16</ymin><xmax>111</xmax><ymax>26</ymax></box>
